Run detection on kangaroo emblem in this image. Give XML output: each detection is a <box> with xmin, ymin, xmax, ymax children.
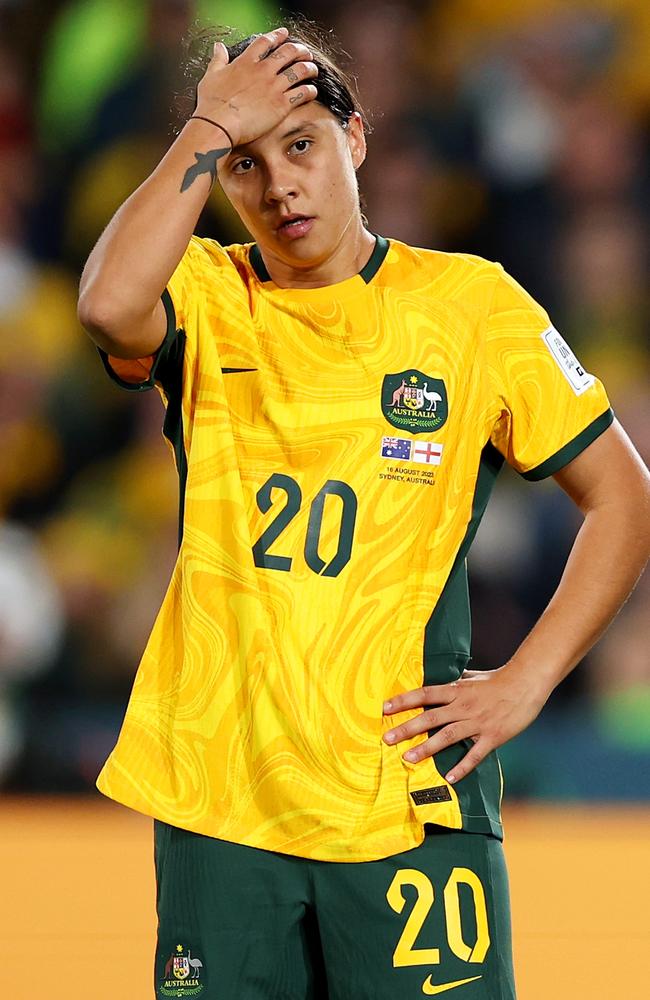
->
<box><xmin>382</xmin><ymin>370</ymin><xmax>448</xmax><ymax>433</ymax></box>
<box><xmin>390</xmin><ymin>379</ymin><xmax>407</xmax><ymax>406</ymax></box>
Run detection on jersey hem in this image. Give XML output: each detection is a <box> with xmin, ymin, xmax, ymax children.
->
<box><xmin>521</xmin><ymin>407</ymin><xmax>614</xmax><ymax>481</ymax></box>
<box><xmin>96</xmin><ymin>779</ymin><xmax>503</xmax><ymax>858</ymax></box>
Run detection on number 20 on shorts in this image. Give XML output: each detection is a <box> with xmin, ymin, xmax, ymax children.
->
<box><xmin>386</xmin><ymin>867</ymin><xmax>490</xmax><ymax>967</ymax></box>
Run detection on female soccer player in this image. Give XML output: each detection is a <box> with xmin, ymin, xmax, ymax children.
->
<box><xmin>78</xmin><ymin>25</ymin><xmax>650</xmax><ymax>1000</ymax></box>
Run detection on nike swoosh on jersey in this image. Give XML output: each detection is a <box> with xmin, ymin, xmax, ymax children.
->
<box><xmin>221</xmin><ymin>368</ymin><xmax>258</xmax><ymax>374</ymax></box>
<box><xmin>422</xmin><ymin>974</ymin><xmax>482</xmax><ymax>995</ymax></box>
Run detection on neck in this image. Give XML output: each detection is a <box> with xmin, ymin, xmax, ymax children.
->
<box><xmin>256</xmin><ymin>221</ymin><xmax>376</xmax><ymax>289</ymax></box>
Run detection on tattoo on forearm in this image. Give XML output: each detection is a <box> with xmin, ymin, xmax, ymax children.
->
<box><xmin>180</xmin><ymin>148</ymin><xmax>229</xmax><ymax>192</ymax></box>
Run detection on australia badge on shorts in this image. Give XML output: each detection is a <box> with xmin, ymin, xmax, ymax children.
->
<box><xmin>158</xmin><ymin>942</ymin><xmax>206</xmax><ymax>997</ymax></box>
<box><xmin>381</xmin><ymin>369</ymin><xmax>448</xmax><ymax>434</ymax></box>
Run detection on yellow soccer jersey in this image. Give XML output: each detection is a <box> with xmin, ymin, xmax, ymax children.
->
<box><xmin>97</xmin><ymin>235</ymin><xmax>612</xmax><ymax>861</ymax></box>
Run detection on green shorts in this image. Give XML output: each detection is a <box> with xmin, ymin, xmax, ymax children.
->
<box><xmin>154</xmin><ymin>823</ymin><xmax>515</xmax><ymax>1000</ymax></box>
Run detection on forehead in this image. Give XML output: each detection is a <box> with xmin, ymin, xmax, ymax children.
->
<box><xmin>234</xmin><ymin>104</ymin><xmax>341</xmax><ymax>154</ymax></box>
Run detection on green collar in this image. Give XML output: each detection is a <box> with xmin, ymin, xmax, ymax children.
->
<box><xmin>249</xmin><ymin>235</ymin><xmax>389</xmax><ymax>286</ymax></box>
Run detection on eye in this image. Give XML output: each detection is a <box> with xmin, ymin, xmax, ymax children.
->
<box><xmin>232</xmin><ymin>157</ymin><xmax>255</xmax><ymax>174</ymax></box>
<box><xmin>290</xmin><ymin>138</ymin><xmax>312</xmax><ymax>155</ymax></box>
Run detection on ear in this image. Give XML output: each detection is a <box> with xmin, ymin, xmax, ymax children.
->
<box><xmin>346</xmin><ymin>112</ymin><xmax>367</xmax><ymax>170</ymax></box>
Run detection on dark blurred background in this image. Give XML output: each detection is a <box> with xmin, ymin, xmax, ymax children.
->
<box><xmin>1</xmin><ymin>0</ymin><xmax>648</xmax><ymax>801</ymax></box>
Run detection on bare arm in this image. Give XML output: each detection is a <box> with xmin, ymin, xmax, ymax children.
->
<box><xmin>78</xmin><ymin>27</ymin><xmax>318</xmax><ymax>359</ymax></box>
<box><xmin>382</xmin><ymin>421</ymin><xmax>650</xmax><ymax>779</ymax></box>
<box><xmin>500</xmin><ymin>420</ymin><xmax>650</xmax><ymax>696</ymax></box>
<box><xmin>78</xmin><ymin>116</ymin><xmax>231</xmax><ymax>359</ymax></box>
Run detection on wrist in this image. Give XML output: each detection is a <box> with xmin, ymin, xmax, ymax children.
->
<box><xmin>498</xmin><ymin>657</ymin><xmax>554</xmax><ymax>710</ymax></box>
<box><xmin>188</xmin><ymin>115</ymin><xmax>236</xmax><ymax>149</ymax></box>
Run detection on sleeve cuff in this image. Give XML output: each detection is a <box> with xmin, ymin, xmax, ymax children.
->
<box><xmin>98</xmin><ymin>289</ymin><xmax>178</xmax><ymax>392</ymax></box>
<box><xmin>521</xmin><ymin>407</ymin><xmax>615</xmax><ymax>481</ymax></box>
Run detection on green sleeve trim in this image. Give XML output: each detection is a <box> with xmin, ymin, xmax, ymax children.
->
<box><xmin>522</xmin><ymin>407</ymin><xmax>614</xmax><ymax>481</ymax></box>
<box><xmin>160</xmin><ymin>286</ymin><xmax>177</xmax><ymax>342</ymax></box>
<box><xmin>97</xmin><ymin>288</ymin><xmax>178</xmax><ymax>392</ymax></box>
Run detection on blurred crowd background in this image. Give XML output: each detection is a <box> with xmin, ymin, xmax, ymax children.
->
<box><xmin>0</xmin><ymin>0</ymin><xmax>648</xmax><ymax>801</ymax></box>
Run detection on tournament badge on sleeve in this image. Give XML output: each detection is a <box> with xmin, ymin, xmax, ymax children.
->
<box><xmin>381</xmin><ymin>370</ymin><xmax>448</xmax><ymax>434</ymax></box>
<box><xmin>158</xmin><ymin>943</ymin><xmax>206</xmax><ymax>997</ymax></box>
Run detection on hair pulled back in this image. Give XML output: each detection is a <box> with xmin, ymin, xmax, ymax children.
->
<box><xmin>176</xmin><ymin>18</ymin><xmax>369</xmax><ymax>135</ymax></box>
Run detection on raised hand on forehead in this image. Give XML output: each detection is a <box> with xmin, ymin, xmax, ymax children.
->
<box><xmin>194</xmin><ymin>27</ymin><xmax>319</xmax><ymax>149</ymax></box>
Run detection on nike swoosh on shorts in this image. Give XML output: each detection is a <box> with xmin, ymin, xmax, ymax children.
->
<box><xmin>422</xmin><ymin>974</ymin><xmax>482</xmax><ymax>995</ymax></box>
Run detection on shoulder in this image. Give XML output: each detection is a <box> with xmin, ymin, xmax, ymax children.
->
<box><xmin>181</xmin><ymin>235</ymin><xmax>251</xmax><ymax>272</ymax></box>
<box><xmin>380</xmin><ymin>238</ymin><xmax>502</xmax><ymax>300</ymax></box>
<box><xmin>173</xmin><ymin>237</ymin><xmax>257</xmax><ymax>300</ymax></box>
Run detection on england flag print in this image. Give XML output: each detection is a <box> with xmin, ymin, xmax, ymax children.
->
<box><xmin>412</xmin><ymin>441</ymin><xmax>444</xmax><ymax>465</ymax></box>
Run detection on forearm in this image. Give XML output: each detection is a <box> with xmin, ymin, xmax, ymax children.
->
<box><xmin>505</xmin><ymin>495</ymin><xmax>650</xmax><ymax>700</ymax></box>
<box><xmin>383</xmin><ymin>481</ymin><xmax>649</xmax><ymax>779</ymax></box>
<box><xmin>78</xmin><ymin>29</ymin><xmax>318</xmax><ymax>356</ymax></box>
<box><xmin>78</xmin><ymin>117</ymin><xmax>229</xmax><ymax>347</ymax></box>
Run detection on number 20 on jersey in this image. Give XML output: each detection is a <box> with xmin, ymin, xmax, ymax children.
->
<box><xmin>252</xmin><ymin>474</ymin><xmax>358</xmax><ymax>578</ymax></box>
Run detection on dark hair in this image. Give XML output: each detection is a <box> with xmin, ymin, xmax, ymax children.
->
<box><xmin>176</xmin><ymin>18</ymin><xmax>369</xmax><ymax>135</ymax></box>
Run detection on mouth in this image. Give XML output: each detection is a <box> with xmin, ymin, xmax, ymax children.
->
<box><xmin>275</xmin><ymin>215</ymin><xmax>315</xmax><ymax>239</ymax></box>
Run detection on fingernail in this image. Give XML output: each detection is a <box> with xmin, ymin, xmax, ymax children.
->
<box><xmin>383</xmin><ymin>701</ymin><xmax>392</xmax><ymax>712</ymax></box>
<box><xmin>404</xmin><ymin>750</ymin><xmax>417</xmax><ymax>762</ymax></box>
<box><xmin>384</xmin><ymin>731</ymin><xmax>395</xmax><ymax>744</ymax></box>
<box><xmin>446</xmin><ymin>772</ymin><xmax>456</xmax><ymax>783</ymax></box>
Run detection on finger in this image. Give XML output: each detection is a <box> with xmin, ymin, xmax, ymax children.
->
<box><xmin>286</xmin><ymin>84</ymin><xmax>318</xmax><ymax>108</ymax></box>
<box><xmin>383</xmin><ymin>683</ymin><xmax>458</xmax><ymax>715</ymax></box>
<box><xmin>247</xmin><ymin>27</ymin><xmax>289</xmax><ymax>62</ymax></box>
<box><xmin>401</xmin><ymin>722</ymin><xmax>479</xmax><ymax>764</ymax></box>
<box><xmin>269</xmin><ymin>41</ymin><xmax>314</xmax><ymax>70</ymax></box>
<box><xmin>209</xmin><ymin>41</ymin><xmax>229</xmax><ymax>67</ymax></box>
<box><xmin>280</xmin><ymin>61</ymin><xmax>318</xmax><ymax>91</ymax></box>
<box><xmin>444</xmin><ymin>739</ymin><xmax>491</xmax><ymax>784</ymax></box>
<box><xmin>383</xmin><ymin>706</ymin><xmax>459</xmax><ymax>746</ymax></box>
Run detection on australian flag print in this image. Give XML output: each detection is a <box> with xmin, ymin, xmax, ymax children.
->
<box><xmin>380</xmin><ymin>436</ymin><xmax>412</xmax><ymax>460</ymax></box>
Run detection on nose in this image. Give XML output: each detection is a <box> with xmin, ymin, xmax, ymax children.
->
<box><xmin>263</xmin><ymin>161</ymin><xmax>298</xmax><ymax>205</ymax></box>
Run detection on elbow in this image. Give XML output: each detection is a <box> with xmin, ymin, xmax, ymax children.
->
<box><xmin>77</xmin><ymin>298</ymin><xmax>103</xmax><ymax>341</ymax></box>
<box><xmin>77</xmin><ymin>289</ymin><xmax>143</xmax><ymax>357</ymax></box>
<box><xmin>624</xmin><ymin>456</ymin><xmax>650</xmax><ymax>528</ymax></box>
<box><xmin>78</xmin><ymin>285</ymin><xmax>166</xmax><ymax>360</ymax></box>
<box><xmin>77</xmin><ymin>289</ymin><xmax>118</xmax><ymax>346</ymax></box>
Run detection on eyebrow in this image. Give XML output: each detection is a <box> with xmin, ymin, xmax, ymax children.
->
<box><xmin>230</xmin><ymin>121</ymin><xmax>320</xmax><ymax>155</ymax></box>
<box><xmin>280</xmin><ymin>121</ymin><xmax>321</xmax><ymax>140</ymax></box>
